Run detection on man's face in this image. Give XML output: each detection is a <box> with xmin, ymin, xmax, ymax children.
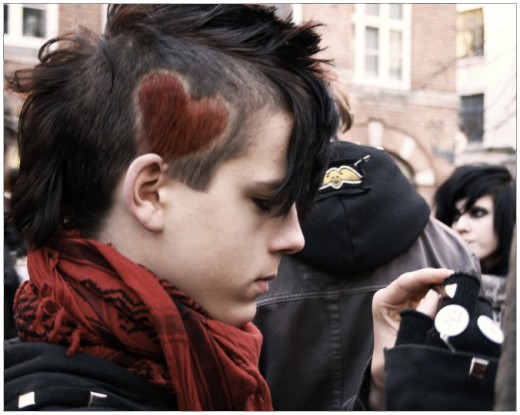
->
<box><xmin>155</xmin><ymin>110</ymin><xmax>304</xmax><ymax>327</ymax></box>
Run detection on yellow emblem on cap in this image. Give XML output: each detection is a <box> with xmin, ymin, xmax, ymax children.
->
<box><xmin>320</xmin><ymin>165</ymin><xmax>363</xmax><ymax>190</ymax></box>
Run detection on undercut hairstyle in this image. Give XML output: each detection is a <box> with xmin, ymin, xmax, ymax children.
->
<box><xmin>434</xmin><ymin>164</ymin><xmax>516</xmax><ymax>275</ymax></box>
<box><xmin>6</xmin><ymin>4</ymin><xmax>339</xmax><ymax>247</ymax></box>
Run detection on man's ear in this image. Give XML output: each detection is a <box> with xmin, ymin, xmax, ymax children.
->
<box><xmin>123</xmin><ymin>153</ymin><xmax>169</xmax><ymax>233</ymax></box>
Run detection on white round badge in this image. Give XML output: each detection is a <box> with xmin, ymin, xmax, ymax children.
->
<box><xmin>477</xmin><ymin>315</ymin><xmax>504</xmax><ymax>344</ymax></box>
<box><xmin>434</xmin><ymin>304</ymin><xmax>470</xmax><ymax>337</ymax></box>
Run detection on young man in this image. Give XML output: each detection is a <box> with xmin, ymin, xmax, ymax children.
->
<box><xmin>4</xmin><ymin>4</ymin><xmax>451</xmax><ymax>410</ymax></box>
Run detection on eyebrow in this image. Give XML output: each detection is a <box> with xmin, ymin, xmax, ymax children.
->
<box><xmin>249</xmin><ymin>178</ymin><xmax>285</xmax><ymax>192</ymax></box>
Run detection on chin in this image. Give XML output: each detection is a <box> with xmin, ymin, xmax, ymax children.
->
<box><xmin>221</xmin><ymin>305</ymin><xmax>257</xmax><ymax>329</ymax></box>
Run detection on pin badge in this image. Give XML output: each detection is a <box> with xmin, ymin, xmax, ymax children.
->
<box><xmin>477</xmin><ymin>315</ymin><xmax>504</xmax><ymax>344</ymax></box>
<box><xmin>444</xmin><ymin>283</ymin><xmax>457</xmax><ymax>298</ymax></box>
<box><xmin>469</xmin><ymin>357</ymin><xmax>489</xmax><ymax>379</ymax></box>
<box><xmin>434</xmin><ymin>304</ymin><xmax>470</xmax><ymax>337</ymax></box>
<box><xmin>88</xmin><ymin>391</ymin><xmax>108</xmax><ymax>407</ymax></box>
<box><xmin>431</xmin><ymin>283</ymin><xmax>457</xmax><ymax>299</ymax></box>
<box><xmin>18</xmin><ymin>391</ymin><xmax>35</xmax><ymax>409</ymax></box>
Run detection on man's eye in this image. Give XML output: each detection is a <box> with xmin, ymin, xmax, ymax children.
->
<box><xmin>253</xmin><ymin>198</ymin><xmax>275</xmax><ymax>213</ymax></box>
<box><xmin>469</xmin><ymin>207</ymin><xmax>488</xmax><ymax>219</ymax></box>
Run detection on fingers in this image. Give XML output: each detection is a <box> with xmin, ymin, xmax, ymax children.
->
<box><xmin>380</xmin><ymin>268</ymin><xmax>453</xmax><ymax>306</ymax></box>
<box><xmin>416</xmin><ymin>288</ymin><xmax>442</xmax><ymax>318</ymax></box>
<box><xmin>370</xmin><ymin>267</ymin><xmax>454</xmax><ymax>408</ymax></box>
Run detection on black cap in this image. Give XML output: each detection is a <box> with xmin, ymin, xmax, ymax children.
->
<box><xmin>293</xmin><ymin>140</ymin><xmax>430</xmax><ymax>274</ymax></box>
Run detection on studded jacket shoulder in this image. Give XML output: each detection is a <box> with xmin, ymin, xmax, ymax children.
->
<box><xmin>4</xmin><ymin>338</ymin><xmax>178</xmax><ymax>411</ymax></box>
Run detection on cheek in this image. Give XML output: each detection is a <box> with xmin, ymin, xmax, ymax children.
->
<box><xmin>485</xmin><ymin>229</ymin><xmax>499</xmax><ymax>252</ymax></box>
<box><xmin>177</xmin><ymin>204</ymin><xmax>241</xmax><ymax>260</ymax></box>
<box><xmin>199</xmin><ymin>211</ymin><xmax>268</xmax><ymax>270</ymax></box>
<box><xmin>477</xmin><ymin>217</ymin><xmax>499</xmax><ymax>251</ymax></box>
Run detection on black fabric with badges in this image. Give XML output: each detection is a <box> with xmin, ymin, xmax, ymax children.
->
<box><xmin>4</xmin><ymin>338</ymin><xmax>178</xmax><ymax>410</ymax></box>
<box><xmin>254</xmin><ymin>141</ymin><xmax>481</xmax><ymax>410</ymax></box>
<box><xmin>385</xmin><ymin>272</ymin><xmax>501</xmax><ymax>410</ymax></box>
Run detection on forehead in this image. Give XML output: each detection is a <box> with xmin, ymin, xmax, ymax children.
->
<box><xmin>217</xmin><ymin>110</ymin><xmax>293</xmax><ymax>184</ymax></box>
<box><xmin>456</xmin><ymin>194</ymin><xmax>495</xmax><ymax>210</ymax></box>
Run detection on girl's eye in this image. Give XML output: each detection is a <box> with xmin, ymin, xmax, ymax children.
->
<box><xmin>469</xmin><ymin>207</ymin><xmax>489</xmax><ymax>219</ymax></box>
<box><xmin>453</xmin><ymin>211</ymin><xmax>461</xmax><ymax>222</ymax></box>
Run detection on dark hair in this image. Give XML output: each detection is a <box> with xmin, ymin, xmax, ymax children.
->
<box><xmin>6</xmin><ymin>4</ymin><xmax>338</xmax><ymax>247</ymax></box>
<box><xmin>434</xmin><ymin>164</ymin><xmax>516</xmax><ymax>274</ymax></box>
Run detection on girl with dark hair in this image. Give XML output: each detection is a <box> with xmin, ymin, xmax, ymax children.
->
<box><xmin>434</xmin><ymin>164</ymin><xmax>516</xmax><ymax>321</ymax></box>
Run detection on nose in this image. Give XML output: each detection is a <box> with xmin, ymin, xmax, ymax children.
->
<box><xmin>453</xmin><ymin>213</ymin><xmax>471</xmax><ymax>234</ymax></box>
<box><xmin>270</xmin><ymin>204</ymin><xmax>305</xmax><ymax>255</ymax></box>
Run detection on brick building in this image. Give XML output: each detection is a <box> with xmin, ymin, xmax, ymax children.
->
<box><xmin>293</xmin><ymin>4</ymin><xmax>515</xmax><ymax>202</ymax></box>
<box><xmin>4</xmin><ymin>4</ymin><xmax>514</xmax><ymax>204</ymax></box>
<box><xmin>296</xmin><ymin>4</ymin><xmax>460</xmax><ymax>204</ymax></box>
<box><xmin>4</xmin><ymin>4</ymin><xmax>106</xmax><ymax>114</ymax></box>
<box><xmin>455</xmin><ymin>4</ymin><xmax>516</xmax><ymax>173</ymax></box>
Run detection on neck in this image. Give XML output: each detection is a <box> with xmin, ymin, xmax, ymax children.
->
<box><xmin>480</xmin><ymin>252</ymin><xmax>505</xmax><ymax>275</ymax></box>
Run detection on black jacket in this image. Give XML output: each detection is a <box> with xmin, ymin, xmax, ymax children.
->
<box><xmin>4</xmin><ymin>338</ymin><xmax>178</xmax><ymax>410</ymax></box>
<box><xmin>253</xmin><ymin>142</ymin><xmax>481</xmax><ymax>410</ymax></box>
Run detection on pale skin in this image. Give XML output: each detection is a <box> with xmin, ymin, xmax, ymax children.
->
<box><xmin>452</xmin><ymin>195</ymin><xmax>499</xmax><ymax>262</ymax></box>
<box><xmin>98</xmin><ymin>106</ymin><xmax>452</xmax><ymax>409</ymax></box>
<box><xmin>369</xmin><ymin>267</ymin><xmax>453</xmax><ymax>410</ymax></box>
<box><xmin>100</xmin><ymin>108</ymin><xmax>304</xmax><ymax>328</ymax></box>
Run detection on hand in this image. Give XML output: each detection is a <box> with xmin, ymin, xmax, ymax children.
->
<box><xmin>368</xmin><ymin>268</ymin><xmax>453</xmax><ymax>410</ymax></box>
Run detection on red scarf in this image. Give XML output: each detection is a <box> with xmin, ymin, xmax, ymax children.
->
<box><xmin>14</xmin><ymin>235</ymin><xmax>272</xmax><ymax>410</ymax></box>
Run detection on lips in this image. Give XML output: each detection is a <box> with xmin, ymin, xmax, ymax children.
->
<box><xmin>257</xmin><ymin>274</ymin><xmax>276</xmax><ymax>282</ymax></box>
<box><xmin>254</xmin><ymin>275</ymin><xmax>276</xmax><ymax>295</ymax></box>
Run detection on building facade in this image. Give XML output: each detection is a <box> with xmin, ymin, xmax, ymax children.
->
<box><xmin>455</xmin><ymin>4</ymin><xmax>516</xmax><ymax>172</ymax></box>
<box><xmin>297</xmin><ymin>3</ymin><xmax>516</xmax><ymax>202</ymax></box>
<box><xmin>4</xmin><ymin>4</ymin><xmax>106</xmax><ymax>112</ymax></box>
<box><xmin>4</xmin><ymin>4</ymin><xmax>107</xmax><ymax>186</ymax></box>
<box><xmin>298</xmin><ymin>4</ymin><xmax>460</xmax><ymax>204</ymax></box>
<box><xmin>4</xmin><ymin>4</ymin><xmax>516</xmax><ymax>204</ymax></box>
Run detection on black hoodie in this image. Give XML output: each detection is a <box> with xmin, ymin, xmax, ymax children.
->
<box><xmin>293</xmin><ymin>140</ymin><xmax>430</xmax><ymax>273</ymax></box>
<box><xmin>254</xmin><ymin>140</ymin><xmax>481</xmax><ymax>410</ymax></box>
<box><xmin>4</xmin><ymin>338</ymin><xmax>178</xmax><ymax>410</ymax></box>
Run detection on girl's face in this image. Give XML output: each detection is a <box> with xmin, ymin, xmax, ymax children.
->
<box><xmin>451</xmin><ymin>194</ymin><xmax>499</xmax><ymax>261</ymax></box>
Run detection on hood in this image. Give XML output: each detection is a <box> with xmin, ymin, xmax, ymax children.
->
<box><xmin>293</xmin><ymin>140</ymin><xmax>430</xmax><ymax>274</ymax></box>
<box><xmin>4</xmin><ymin>339</ymin><xmax>177</xmax><ymax>410</ymax></box>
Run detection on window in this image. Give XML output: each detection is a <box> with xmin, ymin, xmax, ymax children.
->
<box><xmin>4</xmin><ymin>4</ymin><xmax>58</xmax><ymax>50</ymax></box>
<box><xmin>366</xmin><ymin>4</ymin><xmax>379</xmax><ymax>16</ymax></box>
<box><xmin>23</xmin><ymin>6</ymin><xmax>46</xmax><ymax>37</ymax></box>
<box><xmin>365</xmin><ymin>26</ymin><xmax>379</xmax><ymax>77</ymax></box>
<box><xmin>389</xmin><ymin>30</ymin><xmax>403</xmax><ymax>80</ymax></box>
<box><xmin>459</xmin><ymin>94</ymin><xmax>484</xmax><ymax>143</ymax></box>
<box><xmin>457</xmin><ymin>8</ymin><xmax>484</xmax><ymax>59</ymax></box>
<box><xmin>264</xmin><ymin>3</ymin><xmax>293</xmax><ymax>19</ymax></box>
<box><xmin>352</xmin><ymin>4</ymin><xmax>411</xmax><ymax>89</ymax></box>
<box><xmin>4</xmin><ymin>5</ymin><xmax>8</xmax><ymax>34</ymax></box>
<box><xmin>389</xmin><ymin>4</ymin><xmax>403</xmax><ymax>20</ymax></box>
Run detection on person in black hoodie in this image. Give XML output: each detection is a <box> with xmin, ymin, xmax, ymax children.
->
<box><xmin>254</xmin><ymin>139</ymin><xmax>481</xmax><ymax>410</ymax></box>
